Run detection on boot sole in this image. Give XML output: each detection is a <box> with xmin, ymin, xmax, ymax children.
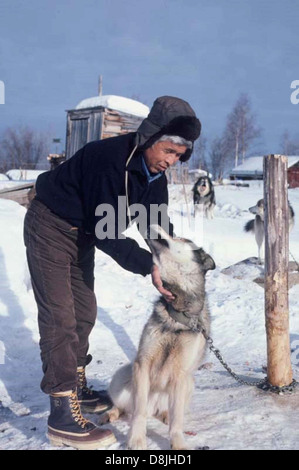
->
<box><xmin>48</xmin><ymin>431</ymin><xmax>116</xmax><ymax>450</ymax></box>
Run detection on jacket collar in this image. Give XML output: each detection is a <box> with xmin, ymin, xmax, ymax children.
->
<box><xmin>141</xmin><ymin>157</ymin><xmax>163</xmax><ymax>183</ymax></box>
<box><xmin>126</xmin><ymin>150</ymin><xmax>163</xmax><ymax>183</ymax></box>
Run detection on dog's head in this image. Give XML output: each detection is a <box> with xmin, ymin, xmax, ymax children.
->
<box><xmin>194</xmin><ymin>177</ymin><xmax>212</xmax><ymax>197</ymax></box>
<box><xmin>249</xmin><ymin>199</ymin><xmax>264</xmax><ymax>219</ymax></box>
<box><xmin>147</xmin><ymin>225</ymin><xmax>215</xmax><ymax>306</ymax></box>
<box><xmin>249</xmin><ymin>198</ymin><xmax>295</xmax><ymax>227</ymax></box>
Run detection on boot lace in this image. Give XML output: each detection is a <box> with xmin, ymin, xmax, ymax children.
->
<box><xmin>77</xmin><ymin>368</ymin><xmax>94</xmax><ymax>396</ymax></box>
<box><xmin>69</xmin><ymin>390</ymin><xmax>89</xmax><ymax>429</ymax></box>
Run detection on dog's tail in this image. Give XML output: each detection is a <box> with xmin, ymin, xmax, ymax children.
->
<box><xmin>244</xmin><ymin>219</ymin><xmax>255</xmax><ymax>233</ymax></box>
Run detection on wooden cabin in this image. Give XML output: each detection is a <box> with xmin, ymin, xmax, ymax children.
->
<box><xmin>231</xmin><ymin>156</ymin><xmax>299</xmax><ymax>187</ymax></box>
<box><xmin>288</xmin><ymin>160</ymin><xmax>299</xmax><ymax>188</ymax></box>
<box><xmin>65</xmin><ymin>95</ymin><xmax>149</xmax><ymax>159</ymax></box>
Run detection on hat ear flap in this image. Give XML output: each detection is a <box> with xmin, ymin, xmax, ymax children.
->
<box><xmin>180</xmin><ymin>145</ymin><xmax>193</xmax><ymax>162</ymax></box>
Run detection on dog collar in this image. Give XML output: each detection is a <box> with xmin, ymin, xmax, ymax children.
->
<box><xmin>167</xmin><ymin>304</ymin><xmax>201</xmax><ymax>331</ymax></box>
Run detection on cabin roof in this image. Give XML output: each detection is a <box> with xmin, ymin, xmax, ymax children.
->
<box><xmin>75</xmin><ymin>94</ymin><xmax>149</xmax><ymax>118</ymax></box>
<box><xmin>231</xmin><ymin>156</ymin><xmax>299</xmax><ymax>175</ymax></box>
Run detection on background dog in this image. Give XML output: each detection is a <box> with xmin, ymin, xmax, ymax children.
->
<box><xmin>107</xmin><ymin>225</ymin><xmax>215</xmax><ymax>450</ymax></box>
<box><xmin>192</xmin><ymin>176</ymin><xmax>216</xmax><ymax>219</ymax></box>
<box><xmin>244</xmin><ymin>198</ymin><xmax>295</xmax><ymax>263</ymax></box>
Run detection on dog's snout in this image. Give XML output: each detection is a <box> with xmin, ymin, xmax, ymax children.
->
<box><xmin>249</xmin><ymin>205</ymin><xmax>257</xmax><ymax>214</ymax></box>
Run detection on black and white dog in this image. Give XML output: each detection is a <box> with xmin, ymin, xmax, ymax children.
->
<box><xmin>192</xmin><ymin>176</ymin><xmax>216</xmax><ymax>219</ymax></box>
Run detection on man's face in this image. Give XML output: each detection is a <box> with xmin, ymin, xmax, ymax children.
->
<box><xmin>143</xmin><ymin>141</ymin><xmax>187</xmax><ymax>174</ymax></box>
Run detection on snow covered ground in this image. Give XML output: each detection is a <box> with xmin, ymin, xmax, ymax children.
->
<box><xmin>5</xmin><ymin>169</ymin><xmax>46</xmax><ymax>181</ymax></box>
<box><xmin>0</xmin><ymin>182</ymin><xmax>299</xmax><ymax>451</ymax></box>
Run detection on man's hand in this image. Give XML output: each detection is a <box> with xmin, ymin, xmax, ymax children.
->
<box><xmin>151</xmin><ymin>264</ymin><xmax>175</xmax><ymax>303</ymax></box>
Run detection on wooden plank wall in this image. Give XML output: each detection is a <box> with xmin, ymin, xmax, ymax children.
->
<box><xmin>66</xmin><ymin>107</ymin><xmax>144</xmax><ymax>158</ymax></box>
<box><xmin>288</xmin><ymin>162</ymin><xmax>299</xmax><ymax>188</ymax></box>
<box><xmin>102</xmin><ymin>109</ymin><xmax>144</xmax><ymax>139</ymax></box>
<box><xmin>0</xmin><ymin>183</ymin><xmax>35</xmax><ymax>208</ymax></box>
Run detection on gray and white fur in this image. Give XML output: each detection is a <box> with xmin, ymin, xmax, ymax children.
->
<box><xmin>244</xmin><ymin>198</ymin><xmax>295</xmax><ymax>264</ymax></box>
<box><xmin>107</xmin><ymin>225</ymin><xmax>215</xmax><ymax>450</ymax></box>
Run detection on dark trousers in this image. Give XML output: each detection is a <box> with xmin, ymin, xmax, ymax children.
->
<box><xmin>24</xmin><ymin>199</ymin><xmax>97</xmax><ymax>394</ymax></box>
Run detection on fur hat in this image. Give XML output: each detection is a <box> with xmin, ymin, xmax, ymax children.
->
<box><xmin>137</xmin><ymin>96</ymin><xmax>201</xmax><ymax>162</ymax></box>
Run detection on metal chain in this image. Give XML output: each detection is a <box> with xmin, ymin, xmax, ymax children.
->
<box><xmin>199</xmin><ymin>327</ymin><xmax>298</xmax><ymax>394</ymax></box>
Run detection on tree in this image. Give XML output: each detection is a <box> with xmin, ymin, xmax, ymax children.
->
<box><xmin>190</xmin><ymin>135</ymin><xmax>208</xmax><ymax>171</ymax></box>
<box><xmin>280</xmin><ymin>130</ymin><xmax>299</xmax><ymax>155</ymax></box>
<box><xmin>224</xmin><ymin>93</ymin><xmax>262</xmax><ymax>168</ymax></box>
<box><xmin>209</xmin><ymin>136</ymin><xmax>231</xmax><ymax>181</ymax></box>
<box><xmin>0</xmin><ymin>126</ymin><xmax>51</xmax><ymax>170</ymax></box>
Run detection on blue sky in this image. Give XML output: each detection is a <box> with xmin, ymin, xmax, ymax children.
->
<box><xmin>1</xmin><ymin>0</ymin><xmax>299</xmax><ymax>155</ymax></box>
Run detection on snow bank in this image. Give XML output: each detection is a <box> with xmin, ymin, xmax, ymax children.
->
<box><xmin>6</xmin><ymin>169</ymin><xmax>46</xmax><ymax>181</ymax></box>
<box><xmin>0</xmin><ymin>199</ymin><xmax>29</xmax><ymax>292</ymax></box>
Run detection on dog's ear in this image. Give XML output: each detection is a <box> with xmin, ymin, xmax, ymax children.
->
<box><xmin>194</xmin><ymin>249</ymin><xmax>216</xmax><ymax>272</ymax></box>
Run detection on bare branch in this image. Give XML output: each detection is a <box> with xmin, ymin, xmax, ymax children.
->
<box><xmin>223</xmin><ymin>93</ymin><xmax>262</xmax><ymax>168</ymax></box>
<box><xmin>0</xmin><ymin>126</ymin><xmax>51</xmax><ymax>170</ymax></box>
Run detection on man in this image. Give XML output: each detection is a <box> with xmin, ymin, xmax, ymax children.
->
<box><xmin>24</xmin><ymin>96</ymin><xmax>201</xmax><ymax>449</ymax></box>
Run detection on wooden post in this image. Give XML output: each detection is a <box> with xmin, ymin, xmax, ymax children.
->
<box><xmin>264</xmin><ymin>154</ymin><xmax>293</xmax><ymax>387</ymax></box>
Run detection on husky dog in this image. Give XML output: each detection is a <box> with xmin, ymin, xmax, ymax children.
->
<box><xmin>244</xmin><ymin>199</ymin><xmax>295</xmax><ymax>263</ymax></box>
<box><xmin>192</xmin><ymin>176</ymin><xmax>216</xmax><ymax>219</ymax></box>
<box><xmin>107</xmin><ymin>226</ymin><xmax>215</xmax><ymax>450</ymax></box>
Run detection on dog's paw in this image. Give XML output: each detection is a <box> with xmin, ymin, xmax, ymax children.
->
<box><xmin>171</xmin><ymin>433</ymin><xmax>189</xmax><ymax>451</ymax></box>
<box><xmin>97</xmin><ymin>406</ymin><xmax>120</xmax><ymax>425</ymax></box>
<box><xmin>106</xmin><ymin>406</ymin><xmax>120</xmax><ymax>423</ymax></box>
<box><xmin>127</xmin><ymin>435</ymin><xmax>147</xmax><ymax>450</ymax></box>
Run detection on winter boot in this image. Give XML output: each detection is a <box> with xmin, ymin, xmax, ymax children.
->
<box><xmin>77</xmin><ymin>362</ymin><xmax>113</xmax><ymax>414</ymax></box>
<box><xmin>47</xmin><ymin>390</ymin><xmax>116</xmax><ymax>450</ymax></box>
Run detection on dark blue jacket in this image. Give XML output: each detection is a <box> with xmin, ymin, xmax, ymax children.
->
<box><xmin>35</xmin><ymin>133</ymin><xmax>173</xmax><ymax>276</ymax></box>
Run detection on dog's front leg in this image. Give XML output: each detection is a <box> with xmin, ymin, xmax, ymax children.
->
<box><xmin>169</xmin><ymin>375</ymin><xmax>189</xmax><ymax>450</ymax></box>
<box><xmin>127</xmin><ymin>360</ymin><xmax>150</xmax><ymax>450</ymax></box>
